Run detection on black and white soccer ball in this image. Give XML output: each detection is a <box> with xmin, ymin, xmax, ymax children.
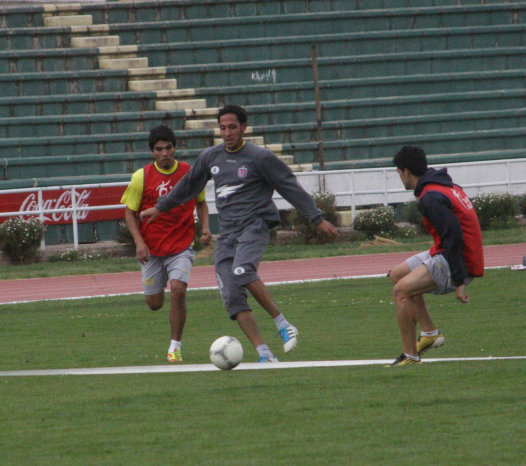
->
<box><xmin>209</xmin><ymin>336</ymin><xmax>243</xmax><ymax>370</ymax></box>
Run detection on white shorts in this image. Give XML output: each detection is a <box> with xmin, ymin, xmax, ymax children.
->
<box><xmin>407</xmin><ymin>250</ymin><xmax>473</xmax><ymax>295</ymax></box>
<box><xmin>141</xmin><ymin>247</ymin><xmax>194</xmax><ymax>295</ymax></box>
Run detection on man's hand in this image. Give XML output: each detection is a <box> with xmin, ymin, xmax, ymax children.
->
<box><xmin>316</xmin><ymin>219</ymin><xmax>340</xmax><ymax>238</ymax></box>
<box><xmin>139</xmin><ymin>207</ymin><xmax>160</xmax><ymax>223</ymax></box>
<box><xmin>200</xmin><ymin>227</ymin><xmax>213</xmax><ymax>245</ymax></box>
<box><xmin>455</xmin><ymin>283</ymin><xmax>470</xmax><ymax>303</ymax></box>
<box><xmin>135</xmin><ymin>240</ymin><xmax>150</xmax><ymax>264</ymax></box>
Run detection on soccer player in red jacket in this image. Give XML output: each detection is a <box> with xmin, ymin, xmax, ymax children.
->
<box><xmin>388</xmin><ymin>146</ymin><xmax>484</xmax><ymax>366</ymax></box>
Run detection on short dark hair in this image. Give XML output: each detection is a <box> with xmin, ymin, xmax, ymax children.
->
<box><xmin>217</xmin><ymin>105</ymin><xmax>248</xmax><ymax>124</ymax></box>
<box><xmin>148</xmin><ymin>125</ymin><xmax>176</xmax><ymax>150</ymax></box>
<box><xmin>393</xmin><ymin>146</ymin><xmax>428</xmax><ymax>176</ymax></box>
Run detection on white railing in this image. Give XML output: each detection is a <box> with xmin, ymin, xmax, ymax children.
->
<box><xmin>290</xmin><ymin>158</ymin><xmax>526</xmax><ymax>218</ymax></box>
<box><xmin>1</xmin><ymin>158</ymin><xmax>525</xmax><ymax>248</ymax></box>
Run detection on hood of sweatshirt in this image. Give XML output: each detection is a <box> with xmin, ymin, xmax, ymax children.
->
<box><xmin>414</xmin><ymin>167</ymin><xmax>453</xmax><ymax>197</ymax></box>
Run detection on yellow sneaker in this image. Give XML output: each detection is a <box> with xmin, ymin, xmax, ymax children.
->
<box><xmin>167</xmin><ymin>349</ymin><xmax>183</xmax><ymax>363</ymax></box>
<box><xmin>388</xmin><ymin>353</ymin><xmax>422</xmax><ymax>367</ymax></box>
<box><xmin>417</xmin><ymin>333</ymin><xmax>445</xmax><ymax>356</ymax></box>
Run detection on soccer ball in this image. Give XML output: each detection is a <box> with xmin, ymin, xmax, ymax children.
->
<box><xmin>209</xmin><ymin>336</ymin><xmax>243</xmax><ymax>370</ymax></box>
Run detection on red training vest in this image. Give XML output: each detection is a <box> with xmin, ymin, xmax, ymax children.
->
<box><xmin>419</xmin><ymin>183</ymin><xmax>484</xmax><ymax>277</ymax></box>
<box><xmin>139</xmin><ymin>162</ymin><xmax>196</xmax><ymax>256</ymax></box>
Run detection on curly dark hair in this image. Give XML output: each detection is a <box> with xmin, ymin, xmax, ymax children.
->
<box><xmin>148</xmin><ymin>125</ymin><xmax>176</xmax><ymax>150</ymax></box>
<box><xmin>217</xmin><ymin>105</ymin><xmax>248</xmax><ymax>124</ymax></box>
<box><xmin>393</xmin><ymin>146</ymin><xmax>428</xmax><ymax>176</ymax></box>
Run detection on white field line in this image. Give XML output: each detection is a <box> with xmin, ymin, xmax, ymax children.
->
<box><xmin>0</xmin><ymin>265</ymin><xmax>510</xmax><ymax>306</ymax></box>
<box><xmin>1</xmin><ymin>356</ymin><xmax>525</xmax><ymax>377</ymax></box>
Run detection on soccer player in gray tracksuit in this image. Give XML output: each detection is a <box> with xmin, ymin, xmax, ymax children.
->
<box><xmin>141</xmin><ymin>105</ymin><xmax>339</xmax><ymax>362</ymax></box>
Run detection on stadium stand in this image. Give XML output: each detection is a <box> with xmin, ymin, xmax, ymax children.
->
<box><xmin>0</xmin><ymin>0</ymin><xmax>525</xmax><ymax>242</ymax></box>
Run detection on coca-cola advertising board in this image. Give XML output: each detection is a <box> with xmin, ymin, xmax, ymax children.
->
<box><xmin>0</xmin><ymin>186</ymin><xmax>126</xmax><ymax>225</ymax></box>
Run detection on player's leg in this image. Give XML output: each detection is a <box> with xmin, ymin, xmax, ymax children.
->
<box><xmin>215</xmin><ymin>233</ymin><xmax>277</xmax><ymax>361</ymax></box>
<box><xmin>391</xmin><ymin>252</ymin><xmax>443</xmax><ymax>353</ymax></box>
<box><xmin>388</xmin><ymin>260</ymin><xmax>411</xmax><ymax>285</ymax></box>
<box><xmin>245</xmin><ymin>279</ymin><xmax>279</xmax><ymax>318</ymax></box>
<box><xmin>392</xmin><ymin>264</ymin><xmax>437</xmax><ymax>358</ymax></box>
<box><xmin>216</xmin><ymin>255</ymin><xmax>275</xmax><ymax>360</ymax></box>
<box><xmin>142</xmin><ymin>256</ymin><xmax>166</xmax><ymax>311</ymax></box>
<box><xmin>164</xmin><ymin>248</ymin><xmax>194</xmax><ymax>362</ymax></box>
<box><xmin>168</xmin><ymin>279</ymin><xmax>187</xmax><ymax>342</ymax></box>
<box><xmin>234</xmin><ymin>219</ymin><xmax>298</xmax><ymax>353</ymax></box>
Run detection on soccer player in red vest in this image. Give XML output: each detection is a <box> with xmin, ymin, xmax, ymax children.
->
<box><xmin>121</xmin><ymin>125</ymin><xmax>211</xmax><ymax>363</ymax></box>
<box><xmin>388</xmin><ymin>146</ymin><xmax>484</xmax><ymax>366</ymax></box>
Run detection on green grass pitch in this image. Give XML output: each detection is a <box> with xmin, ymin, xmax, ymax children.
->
<box><xmin>1</xmin><ymin>269</ymin><xmax>525</xmax><ymax>464</ymax></box>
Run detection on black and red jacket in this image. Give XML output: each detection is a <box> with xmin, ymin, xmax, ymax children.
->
<box><xmin>415</xmin><ymin>168</ymin><xmax>484</xmax><ymax>285</ymax></box>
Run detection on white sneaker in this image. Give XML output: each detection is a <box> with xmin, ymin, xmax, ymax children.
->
<box><xmin>258</xmin><ymin>355</ymin><xmax>279</xmax><ymax>363</ymax></box>
<box><xmin>278</xmin><ymin>325</ymin><xmax>298</xmax><ymax>353</ymax></box>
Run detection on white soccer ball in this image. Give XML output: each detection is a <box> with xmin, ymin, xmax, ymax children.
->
<box><xmin>209</xmin><ymin>336</ymin><xmax>243</xmax><ymax>370</ymax></box>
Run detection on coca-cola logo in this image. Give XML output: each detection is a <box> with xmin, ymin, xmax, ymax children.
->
<box><xmin>19</xmin><ymin>190</ymin><xmax>92</xmax><ymax>222</ymax></box>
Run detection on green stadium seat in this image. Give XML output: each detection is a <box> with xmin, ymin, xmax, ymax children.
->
<box><xmin>155</xmin><ymin>69</ymin><xmax>526</xmax><ymax>109</ymax></box>
<box><xmin>0</xmin><ymin>90</ymin><xmax>158</xmax><ymax>118</ymax></box>
<box><xmin>131</xmin><ymin>24</ymin><xmax>526</xmax><ymax>68</ymax></box>
<box><xmin>246</xmin><ymin>108</ymin><xmax>526</xmax><ymax>146</ymax></box>
<box><xmin>0</xmin><ymin>47</ymin><xmax>100</xmax><ymax>74</ymax></box>
<box><xmin>2</xmin><ymin>153</ymin><xmax>151</xmax><ymax>180</ymax></box>
<box><xmin>0</xmin><ymin>128</ymin><xmax>214</xmax><ymax>158</ymax></box>
<box><xmin>160</xmin><ymin>46</ymin><xmax>526</xmax><ymax>89</ymax></box>
<box><xmin>279</xmin><ymin>127</ymin><xmax>526</xmax><ymax>164</ymax></box>
<box><xmin>0</xmin><ymin>69</ymin><xmax>130</xmax><ymax>97</ymax></box>
<box><xmin>0</xmin><ymin>110</ymin><xmax>190</xmax><ymax>138</ymax></box>
<box><xmin>312</xmin><ymin>148</ymin><xmax>526</xmax><ymax>170</ymax></box>
<box><xmin>102</xmin><ymin>5</ymin><xmax>526</xmax><ymax>46</ymax></box>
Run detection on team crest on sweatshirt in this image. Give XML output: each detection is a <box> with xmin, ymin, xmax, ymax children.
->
<box><xmin>238</xmin><ymin>166</ymin><xmax>248</xmax><ymax>178</ymax></box>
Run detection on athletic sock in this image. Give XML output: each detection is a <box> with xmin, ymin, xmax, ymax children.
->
<box><xmin>273</xmin><ymin>313</ymin><xmax>289</xmax><ymax>331</ymax></box>
<box><xmin>256</xmin><ymin>344</ymin><xmax>273</xmax><ymax>358</ymax></box>
<box><xmin>404</xmin><ymin>353</ymin><xmax>420</xmax><ymax>361</ymax></box>
<box><xmin>168</xmin><ymin>340</ymin><xmax>181</xmax><ymax>353</ymax></box>
<box><xmin>421</xmin><ymin>329</ymin><xmax>440</xmax><ymax>337</ymax></box>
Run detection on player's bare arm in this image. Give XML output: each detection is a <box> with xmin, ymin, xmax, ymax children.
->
<box><xmin>124</xmin><ymin>207</ymin><xmax>150</xmax><ymax>264</ymax></box>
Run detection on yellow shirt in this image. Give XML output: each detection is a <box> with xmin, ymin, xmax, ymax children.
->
<box><xmin>120</xmin><ymin>161</ymin><xmax>206</xmax><ymax>211</ymax></box>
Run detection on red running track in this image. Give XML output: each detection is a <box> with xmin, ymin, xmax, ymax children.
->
<box><xmin>0</xmin><ymin>243</ymin><xmax>524</xmax><ymax>305</ymax></box>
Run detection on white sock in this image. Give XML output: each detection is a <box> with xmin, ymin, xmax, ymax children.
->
<box><xmin>168</xmin><ymin>340</ymin><xmax>181</xmax><ymax>353</ymax></box>
<box><xmin>421</xmin><ymin>329</ymin><xmax>439</xmax><ymax>337</ymax></box>
<box><xmin>256</xmin><ymin>344</ymin><xmax>273</xmax><ymax>358</ymax></box>
<box><xmin>404</xmin><ymin>353</ymin><xmax>420</xmax><ymax>361</ymax></box>
<box><xmin>273</xmin><ymin>313</ymin><xmax>289</xmax><ymax>331</ymax></box>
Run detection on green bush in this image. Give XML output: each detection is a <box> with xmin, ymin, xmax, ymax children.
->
<box><xmin>401</xmin><ymin>200</ymin><xmax>424</xmax><ymax>228</ymax></box>
<box><xmin>288</xmin><ymin>192</ymin><xmax>339</xmax><ymax>244</ymax></box>
<box><xmin>0</xmin><ymin>217</ymin><xmax>46</xmax><ymax>264</ymax></box>
<box><xmin>517</xmin><ymin>194</ymin><xmax>526</xmax><ymax>216</ymax></box>
<box><xmin>353</xmin><ymin>206</ymin><xmax>397</xmax><ymax>238</ymax></box>
<box><xmin>471</xmin><ymin>193</ymin><xmax>518</xmax><ymax>230</ymax></box>
<box><xmin>394</xmin><ymin>224</ymin><xmax>419</xmax><ymax>239</ymax></box>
